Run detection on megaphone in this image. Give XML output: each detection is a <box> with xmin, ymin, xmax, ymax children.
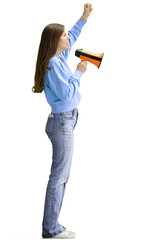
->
<box><xmin>75</xmin><ymin>49</ymin><xmax>104</xmax><ymax>69</ymax></box>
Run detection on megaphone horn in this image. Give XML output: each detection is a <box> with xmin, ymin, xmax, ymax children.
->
<box><xmin>75</xmin><ymin>49</ymin><xmax>104</xmax><ymax>69</ymax></box>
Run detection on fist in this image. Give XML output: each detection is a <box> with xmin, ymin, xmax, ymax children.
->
<box><xmin>76</xmin><ymin>61</ymin><xmax>88</xmax><ymax>73</ymax></box>
<box><xmin>81</xmin><ymin>3</ymin><xmax>93</xmax><ymax>21</ymax></box>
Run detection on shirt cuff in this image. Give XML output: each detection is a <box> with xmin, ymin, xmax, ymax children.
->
<box><xmin>76</xmin><ymin>18</ymin><xmax>87</xmax><ymax>28</ymax></box>
<box><xmin>73</xmin><ymin>70</ymin><xmax>83</xmax><ymax>80</ymax></box>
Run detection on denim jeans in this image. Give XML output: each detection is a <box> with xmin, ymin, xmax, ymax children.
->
<box><xmin>42</xmin><ymin>108</ymin><xmax>79</xmax><ymax>238</ymax></box>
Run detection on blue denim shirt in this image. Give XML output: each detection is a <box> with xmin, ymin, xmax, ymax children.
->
<box><xmin>44</xmin><ymin>18</ymin><xmax>87</xmax><ymax>114</ymax></box>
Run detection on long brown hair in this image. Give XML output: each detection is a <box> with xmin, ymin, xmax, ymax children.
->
<box><xmin>32</xmin><ymin>23</ymin><xmax>65</xmax><ymax>93</ymax></box>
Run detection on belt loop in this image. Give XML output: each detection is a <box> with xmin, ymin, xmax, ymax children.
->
<box><xmin>49</xmin><ymin>113</ymin><xmax>54</xmax><ymax>118</ymax></box>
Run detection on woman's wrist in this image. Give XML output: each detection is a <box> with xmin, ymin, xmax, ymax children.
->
<box><xmin>81</xmin><ymin>14</ymin><xmax>88</xmax><ymax>21</ymax></box>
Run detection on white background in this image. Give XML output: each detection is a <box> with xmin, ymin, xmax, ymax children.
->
<box><xmin>0</xmin><ymin>0</ymin><xmax>160</xmax><ymax>239</ymax></box>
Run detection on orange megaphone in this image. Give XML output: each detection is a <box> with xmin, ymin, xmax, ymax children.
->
<box><xmin>75</xmin><ymin>49</ymin><xmax>104</xmax><ymax>69</ymax></box>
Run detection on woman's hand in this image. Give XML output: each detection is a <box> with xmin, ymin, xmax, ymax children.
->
<box><xmin>76</xmin><ymin>61</ymin><xmax>88</xmax><ymax>73</ymax></box>
<box><xmin>81</xmin><ymin>3</ymin><xmax>93</xmax><ymax>21</ymax></box>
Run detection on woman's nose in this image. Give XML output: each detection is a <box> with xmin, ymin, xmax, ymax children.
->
<box><xmin>67</xmin><ymin>35</ymin><xmax>70</xmax><ymax>40</ymax></box>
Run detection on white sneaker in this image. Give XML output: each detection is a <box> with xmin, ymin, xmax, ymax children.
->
<box><xmin>52</xmin><ymin>230</ymin><xmax>76</xmax><ymax>239</ymax></box>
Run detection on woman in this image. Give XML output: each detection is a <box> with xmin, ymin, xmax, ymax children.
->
<box><xmin>32</xmin><ymin>3</ymin><xmax>93</xmax><ymax>239</ymax></box>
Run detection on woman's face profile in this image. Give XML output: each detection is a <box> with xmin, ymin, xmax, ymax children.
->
<box><xmin>57</xmin><ymin>29</ymin><xmax>70</xmax><ymax>52</ymax></box>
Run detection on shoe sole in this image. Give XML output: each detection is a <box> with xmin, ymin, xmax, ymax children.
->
<box><xmin>42</xmin><ymin>237</ymin><xmax>75</xmax><ymax>239</ymax></box>
<box><xmin>51</xmin><ymin>235</ymin><xmax>75</xmax><ymax>239</ymax></box>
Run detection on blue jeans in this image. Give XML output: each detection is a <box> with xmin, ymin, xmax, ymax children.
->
<box><xmin>42</xmin><ymin>108</ymin><xmax>79</xmax><ymax>238</ymax></box>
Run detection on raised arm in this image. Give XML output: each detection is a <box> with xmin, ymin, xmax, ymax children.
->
<box><xmin>61</xmin><ymin>3</ymin><xmax>93</xmax><ymax>60</ymax></box>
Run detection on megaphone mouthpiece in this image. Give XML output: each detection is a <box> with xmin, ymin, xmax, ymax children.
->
<box><xmin>75</xmin><ymin>49</ymin><xmax>104</xmax><ymax>69</ymax></box>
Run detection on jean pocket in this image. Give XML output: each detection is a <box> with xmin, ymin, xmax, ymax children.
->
<box><xmin>45</xmin><ymin>118</ymin><xmax>54</xmax><ymax>136</ymax></box>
